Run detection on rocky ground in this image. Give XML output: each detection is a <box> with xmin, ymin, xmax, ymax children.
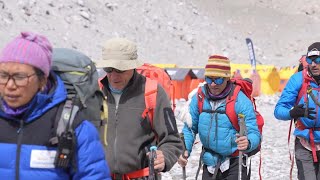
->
<box><xmin>1</xmin><ymin>0</ymin><xmax>320</xmax><ymax>68</ymax></box>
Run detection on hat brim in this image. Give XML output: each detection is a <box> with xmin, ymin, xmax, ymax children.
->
<box><xmin>94</xmin><ymin>59</ymin><xmax>144</xmax><ymax>70</ymax></box>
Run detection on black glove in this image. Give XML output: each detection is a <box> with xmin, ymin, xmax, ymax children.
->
<box><xmin>289</xmin><ymin>104</ymin><xmax>316</xmax><ymax>120</ymax></box>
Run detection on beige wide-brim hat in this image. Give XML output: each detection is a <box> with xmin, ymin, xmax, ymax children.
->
<box><xmin>95</xmin><ymin>38</ymin><xmax>144</xmax><ymax>70</ymax></box>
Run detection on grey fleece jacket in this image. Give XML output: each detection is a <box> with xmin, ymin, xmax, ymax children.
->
<box><xmin>101</xmin><ymin>72</ymin><xmax>183</xmax><ymax>175</ymax></box>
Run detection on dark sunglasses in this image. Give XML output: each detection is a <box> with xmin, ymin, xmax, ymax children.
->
<box><xmin>306</xmin><ymin>56</ymin><xmax>320</xmax><ymax>65</ymax></box>
<box><xmin>103</xmin><ymin>67</ymin><xmax>126</xmax><ymax>73</ymax></box>
<box><xmin>205</xmin><ymin>77</ymin><xmax>225</xmax><ymax>85</ymax></box>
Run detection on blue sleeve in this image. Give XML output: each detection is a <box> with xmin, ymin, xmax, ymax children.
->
<box><xmin>235</xmin><ymin>92</ymin><xmax>261</xmax><ymax>152</ymax></box>
<box><xmin>182</xmin><ymin>123</ymin><xmax>195</xmax><ymax>156</ymax></box>
<box><xmin>72</xmin><ymin>120</ymin><xmax>111</xmax><ymax>180</ymax></box>
<box><xmin>189</xmin><ymin>93</ymin><xmax>200</xmax><ymax>135</ymax></box>
<box><xmin>274</xmin><ymin>72</ymin><xmax>303</xmax><ymax>120</ymax></box>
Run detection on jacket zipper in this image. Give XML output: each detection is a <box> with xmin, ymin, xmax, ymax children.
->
<box><xmin>207</xmin><ymin>114</ymin><xmax>213</xmax><ymax>146</ymax></box>
<box><xmin>166</xmin><ymin>110</ymin><xmax>175</xmax><ymax>130</ymax></box>
<box><xmin>214</xmin><ymin>113</ymin><xmax>218</xmax><ymax>148</ymax></box>
<box><xmin>15</xmin><ymin>119</ymin><xmax>24</xmax><ymax>180</ymax></box>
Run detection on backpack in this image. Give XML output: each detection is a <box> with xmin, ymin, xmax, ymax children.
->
<box><xmin>197</xmin><ymin>78</ymin><xmax>264</xmax><ymax>139</ymax></box>
<box><xmin>136</xmin><ymin>63</ymin><xmax>176</xmax><ymax>111</ymax></box>
<box><xmin>297</xmin><ymin>55</ymin><xmax>307</xmax><ymax>72</ymax></box>
<box><xmin>51</xmin><ymin>48</ymin><xmax>108</xmax><ymax>150</ymax></box>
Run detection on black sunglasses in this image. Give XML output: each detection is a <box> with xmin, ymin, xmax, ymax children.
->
<box><xmin>103</xmin><ymin>67</ymin><xmax>126</xmax><ymax>73</ymax></box>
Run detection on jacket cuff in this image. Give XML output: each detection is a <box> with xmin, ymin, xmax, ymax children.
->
<box><xmin>246</xmin><ymin>140</ymin><xmax>251</xmax><ymax>151</ymax></box>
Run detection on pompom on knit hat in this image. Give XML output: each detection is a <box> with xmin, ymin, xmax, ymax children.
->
<box><xmin>204</xmin><ymin>55</ymin><xmax>231</xmax><ymax>78</ymax></box>
<box><xmin>0</xmin><ymin>32</ymin><xmax>53</xmax><ymax>77</ymax></box>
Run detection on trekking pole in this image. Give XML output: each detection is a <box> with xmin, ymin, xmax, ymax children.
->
<box><xmin>238</xmin><ymin>114</ymin><xmax>245</xmax><ymax>180</ymax></box>
<box><xmin>148</xmin><ymin>146</ymin><xmax>157</xmax><ymax>180</ymax></box>
<box><xmin>307</xmin><ymin>86</ymin><xmax>320</xmax><ymax>106</ymax></box>
<box><xmin>305</xmin><ymin>86</ymin><xmax>311</xmax><ymax>118</ymax></box>
<box><xmin>179</xmin><ymin>133</ymin><xmax>187</xmax><ymax>180</ymax></box>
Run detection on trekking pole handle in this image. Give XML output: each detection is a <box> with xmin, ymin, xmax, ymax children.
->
<box><xmin>150</xmin><ymin>146</ymin><xmax>157</xmax><ymax>151</ymax></box>
<box><xmin>148</xmin><ymin>146</ymin><xmax>157</xmax><ymax>180</ymax></box>
<box><xmin>238</xmin><ymin>114</ymin><xmax>245</xmax><ymax>137</ymax></box>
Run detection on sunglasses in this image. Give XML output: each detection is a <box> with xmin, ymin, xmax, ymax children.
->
<box><xmin>205</xmin><ymin>77</ymin><xmax>225</xmax><ymax>85</ymax></box>
<box><xmin>306</xmin><ymin>56</ymin><xmax>320</xmax><ymax>65</ymax></box>
<box><xmin>103</xmin><ymin>67</ymin><xmax>126</xmax><ymax>73</ymax></box>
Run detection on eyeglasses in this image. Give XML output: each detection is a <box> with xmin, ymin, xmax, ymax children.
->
<box><xmin>205</xmin><ymin>77</ymin><xmax>225</xmax><ymax>85</ymax></box>
<box><xmin>306</xmin><ymin>56</ymin><xmax>320</xmax><ymax>65</ymax></box>
<box><xmin>103</xmin><ymin>67</ymin><xmax>126</xmax><ymax>73</ymax></box>
<box><xmin>0</xmin><ymin>72</ymin><xmax>36</xmax><ymax>87</ymax></box>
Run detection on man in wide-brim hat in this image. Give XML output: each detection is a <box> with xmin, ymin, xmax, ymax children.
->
<box><xmin>96</xmin><ymin>37</ymin><xmax>183</xmax><ymax>180</ymax></box>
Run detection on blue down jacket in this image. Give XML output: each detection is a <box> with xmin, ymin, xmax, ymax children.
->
<box><xmin>182</xmin><ymin>85</ymin><xmax>261</xmax><ymax>167</ymax></box>
<box><xmin>274</xmin><ymin>70</ymin><xmax>320</xmax><ymax>143</ymax></box>
<box><xmin>0</xmin><ymin>73</ymin><xmax>111</xmax><ymax>180</ymax></box>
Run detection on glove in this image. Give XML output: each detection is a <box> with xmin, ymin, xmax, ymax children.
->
<box><xmin>289</xmin><ymin>104</ymin><xmax>316</xmax><ymax>120</ymax></box>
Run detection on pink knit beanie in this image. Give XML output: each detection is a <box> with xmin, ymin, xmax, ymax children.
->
<box><xmin>0</xmin><ymin>32</ymin><xmax>53</xmax><ymax>77</ymax></box>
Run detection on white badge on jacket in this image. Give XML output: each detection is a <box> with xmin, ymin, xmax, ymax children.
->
<box><xmin>207</xmin><ymin>158</ymin><xmax>230</xmax><ymax>174</ymax></box>
<box><xmin>219</xmin><ymin>158</ymin><xmax>230</xmax><ymax>172</ymax></box>
<box><xmin>30</xmin><ymin>150</ymin><xmax>57</xmax><ymax>168</ymax></box>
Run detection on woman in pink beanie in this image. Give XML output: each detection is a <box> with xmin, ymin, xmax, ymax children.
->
<box><xmin>0</xmin><ymin>32</ymin><xmax>111</xmax><ymax>180</ymax></box>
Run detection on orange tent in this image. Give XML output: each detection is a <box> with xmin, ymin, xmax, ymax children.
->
<box><xmin>166</xmin><ymin>68</ymin><xmax>197</xmax><ymax>100</ymax></box>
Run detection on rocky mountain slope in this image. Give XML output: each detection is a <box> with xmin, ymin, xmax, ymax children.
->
<box><xmin>0</xmin><ymin>0</ymin><xmax>319</xmax><ymax>67</ymax></box>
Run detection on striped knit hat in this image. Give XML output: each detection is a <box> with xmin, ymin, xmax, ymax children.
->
<box><xmin>0</xmin><ymin>32</ymin><xmax>53</xmax><ymax>77</ymax></box>
<box><xmin>205</xmin><ymin>55</ymin><xmax>231</xmax><ymax>78</ymax></box>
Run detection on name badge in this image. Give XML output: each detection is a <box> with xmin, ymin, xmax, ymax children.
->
<box><xmin>30</xmin><ymin>150</ymin><xmax>56</xmax><ymax>169</ymax></box>
<box><xmin>220</xmin><ymin>158</ymin><xmax>230</xmax><ymax>173</ymax></box>
<box><xmin>207</xmin><ymin>165</ymin><xmax>216</xmax><ymax>174</ymax></box>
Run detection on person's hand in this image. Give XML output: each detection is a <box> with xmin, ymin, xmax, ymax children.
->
<box><xmin>177</xmin><ymin>151</ymin><xmax>188</xmax><ymax>167</ymax></box>
<box><xmin>289</xmin><ymin>104</ymin><xmax>315</xmax><ymax>119</ymax></box>
<box><xmin>147</xmin><ymin>150</ymin><xmax>165</xmax><ymax>172</ymax></box>
<box><xmin>235</xmin><ymin>134</ymin><xmax>249</xmax><ymax>151</ymax></box>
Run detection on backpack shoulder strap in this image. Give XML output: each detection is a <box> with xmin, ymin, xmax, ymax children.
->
<box><xmin>226</xmin><ymin>84</ymin><xmax>241</xmax><ymax>132</ymax></box>
<box><xmin>197</xmin><ymin>87</ymin><xmax>205</xmax><ymax>114</ymax></box>
<box><xmin>197</xmin><ymin>83</ymin><xmax>241</xmax><ymax>131</ymax></box>
<box><xmin>50</xmin><ymin>99</ymin><xmax>82</xmax><ymax>170</ymax></box>
<box><xmin>142</xmin><ymin>78</ymin><xmax>158</xmax><ymax>128</ymax></box>
<box><xmin>56</xmin><ymin>99</ymin><xmax>81</xmax><ymax>136</ymax></box>
<box><xmin>297</xmin><ymin>68</ymin><xmax>311</xmax><ymax>104</ymax></box>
